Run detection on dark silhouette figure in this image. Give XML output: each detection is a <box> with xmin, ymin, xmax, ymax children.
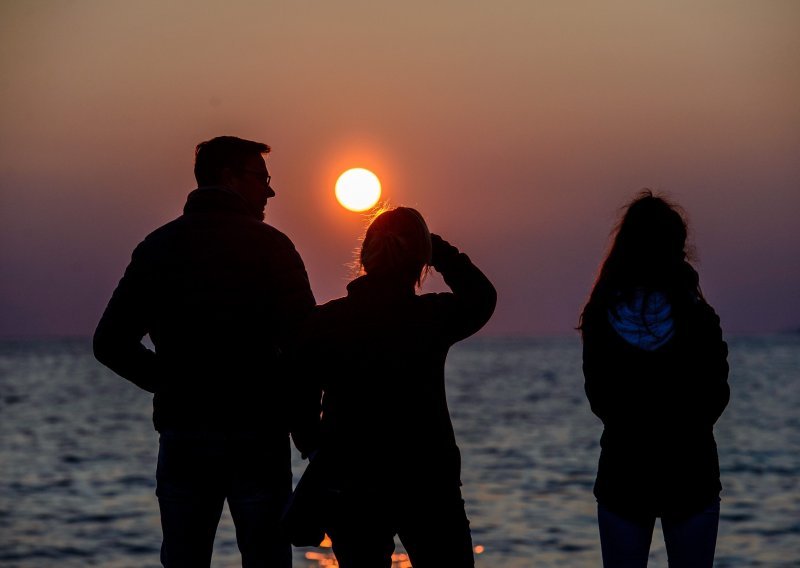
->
<box><xmin>580</xmin><ymin>191</ymin><xmax>730</xmax><ymax>567</ymax></box>
<box><xmin>289</xmin><ymin>207</ymin><xmax>496</xmax><ymax>568</ymax></box>
<box><xmin>94</xmin><ymin>136</ymin><xmax>315</xmax><ymax>567</ymax></box>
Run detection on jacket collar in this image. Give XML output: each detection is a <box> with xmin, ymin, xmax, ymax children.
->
<box><xmin>346</xmin><ymin>273</ymin><xmax>416</xmax><ymax>302</ymax></box>
<box><xmin>183</xmin><ymin>186</ymin><xmax>264</xmax><ymax>221</ymax></box>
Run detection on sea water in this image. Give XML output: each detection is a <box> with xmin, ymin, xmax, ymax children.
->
<box><xmin>0</xmin><ymin>336</ymin><xmax>797</xmax><ymax>567</ymax></box>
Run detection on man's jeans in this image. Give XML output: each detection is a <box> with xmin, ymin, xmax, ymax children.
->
<box><xmin>156</xmin><ymin>431</ymin><xmax>292</xmax><ymax>568</ymax></box>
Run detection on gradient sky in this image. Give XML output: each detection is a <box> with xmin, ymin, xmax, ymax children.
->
<box><xmin>1</xmin><ymin>1</ymin><xmax>798</xmax><ymax>338</ymax></box>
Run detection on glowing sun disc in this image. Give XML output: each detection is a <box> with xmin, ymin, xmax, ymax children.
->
<box><xmin>335</xmin><ymin>168</ymin><xmax>381</xmax><ymax>211</ymax></box>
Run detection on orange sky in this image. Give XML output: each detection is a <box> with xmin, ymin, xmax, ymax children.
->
<box><xmin>1</xmin><ymin>1</ymin><xmax>798</xmax><ymax>337</ymax></box>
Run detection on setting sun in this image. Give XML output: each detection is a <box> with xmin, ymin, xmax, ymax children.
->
<box><xmin>335</xmin><ymin>168</ymin><xmax>381</xmax><ymax>211</ymax></box>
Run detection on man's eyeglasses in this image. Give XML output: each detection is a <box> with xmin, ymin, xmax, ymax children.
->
<box><xmin>242</xmin><ymin>169</ymin><xmax>271</xmax><ymax>186</ymax></box>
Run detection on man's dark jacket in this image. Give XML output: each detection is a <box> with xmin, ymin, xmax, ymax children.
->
<box><xmin>94</xmin><ymin>187</ymin><xmax>315</xmax><ymax>435</ymax></box>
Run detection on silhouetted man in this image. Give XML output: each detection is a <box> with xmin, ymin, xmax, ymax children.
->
<box><xmin>94</xmin><ymin>136</ymin><xmax>315</xmax><ymax>567</ymax></box>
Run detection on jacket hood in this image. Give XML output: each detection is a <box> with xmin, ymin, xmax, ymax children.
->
<box><xmin>608</xmin><ymin>289</ymin><xmax>675</xmax><ymax>351</ymax></box>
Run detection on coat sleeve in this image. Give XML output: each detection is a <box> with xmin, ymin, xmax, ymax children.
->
<box><xmin>429</xmin><ymin>235</ymin><xmax>497</xmax><ymax>343</ymax></box>
<box><xmin>686</xmin><ymin>302</ymin><xmax>730</xmax><ymax>425</ymax></box>
<box><xmin>268</xmin><ymin>233</ymin><xmax>318</xmax><ymax>457</ymax></box>
<box><xmin>582</xmin><ymin>304</ymin><xmax>656</xmax><ymax>426</ymax></box>
<box><xmin>285</xmin><ymin>313</ymin><xmax>324</xmax><ymax>460</ymax></box>
<box><xmin>93</xmin><ymin>243</ymin><xmax>161</xmax><ymax>393</ymax></box>
<box><xmin>267</xmin><ymin>233</ymin><xmax>316</xmax><ymax>341</ymax></box>
<box><xmin>582</xmin><ymin>314</ymin><xmax>617</xmax><ymax>424</ymax></box>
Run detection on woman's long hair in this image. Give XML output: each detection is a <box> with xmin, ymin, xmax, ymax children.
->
<box><xmin>579</xmin><ymin>190</ymin><xmax>703</xmax><ymax>332</ymax></box>
<box><xmin>359</xmin><ymin>206</ymin><xmax>432</xmax><ymax>287</ymax></box>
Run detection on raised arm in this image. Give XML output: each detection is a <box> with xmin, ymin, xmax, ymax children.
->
<box><xmin>430</xmin><ymin>233</ymin><xmax>497</xmax><ymax>343</ymax></box>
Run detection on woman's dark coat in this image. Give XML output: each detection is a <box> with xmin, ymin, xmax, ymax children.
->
<box><xmin>582</xmin><ymin>296</ymin><xmax>730</xmax><ymax>518</ymax></box>
<box><xmin>291</xmin><ymin>241</ymin><xmax>496</xmax><ymax>491</ymax></box>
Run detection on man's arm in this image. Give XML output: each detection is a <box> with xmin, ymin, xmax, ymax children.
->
<box><xmin>269</xmin><ymin>233</ymin><xmax>319</xmax><ymax>456</ymax></box>
<box><xmin>287</xmin><ymin>348</ymin><xmax>322</xmax><ymax>460</ymax></box>
<box><xmin>268</xmin><ymin>233</ymin><xmax>316</xmax><ymax>341</ymax></box>
<box><xmin>93</xmin><ymin>244</ymin><xmax>160</xmax><ymax>393</ymax></box>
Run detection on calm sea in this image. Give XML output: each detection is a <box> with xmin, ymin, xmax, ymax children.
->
<box><xmin>0</xmin><ymin>336</ymin><xmax>797</xmax><ymax>567</ymax></box>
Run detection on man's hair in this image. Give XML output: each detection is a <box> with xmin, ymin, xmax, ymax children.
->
<box><xmin>194</xmin><ymin>136</ymin><xmax>271</xmax><ymax>186</ymax></box>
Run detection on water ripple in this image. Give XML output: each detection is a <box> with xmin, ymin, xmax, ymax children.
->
<box><xmin>0</xmin><ymin>336</ymin><xmax>798</xmax><ymax>566</ymax></box>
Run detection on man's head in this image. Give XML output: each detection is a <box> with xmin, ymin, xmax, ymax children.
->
<box><xmin>194</xmin><ymin>136</ymin><xmax>275</xmax><ymax>216</ymax></box>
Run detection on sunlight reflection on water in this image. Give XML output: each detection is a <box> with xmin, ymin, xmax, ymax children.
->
<box><xmin>299</xmin><ymin>534</ymin><xmax>484</xmax><ymax>567</ymax></box>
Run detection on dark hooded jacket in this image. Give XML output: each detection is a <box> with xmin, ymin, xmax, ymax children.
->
<box><xmin>94</xmin><ymin>187</ymin><xmax>315</xmax><ymax>435</ymax></box>
<box><xmin>291</xmin><ymin>240</ymin><xmax>496</xmax><ymax>490</ymax></box>
<box><xmin>582</xmin><ymin>290</ymin><xmax>729</xmax><ymax>518</ymax></box>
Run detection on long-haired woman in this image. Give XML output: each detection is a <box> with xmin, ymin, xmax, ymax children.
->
<box><xmin>580</xmin><ymin>191</ymin><xmax>730</xmax><ymax>567</ymax></box>
<box><xmin>291</xmin><ymin>206</ymin><xmax>496</xmax><ymax>567</ymax></box>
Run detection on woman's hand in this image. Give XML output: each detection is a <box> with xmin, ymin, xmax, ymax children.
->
<box><xmin>430</xmin><ymin>233</ymin><xmax>460</xmax><ymax>271</ymax></box>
